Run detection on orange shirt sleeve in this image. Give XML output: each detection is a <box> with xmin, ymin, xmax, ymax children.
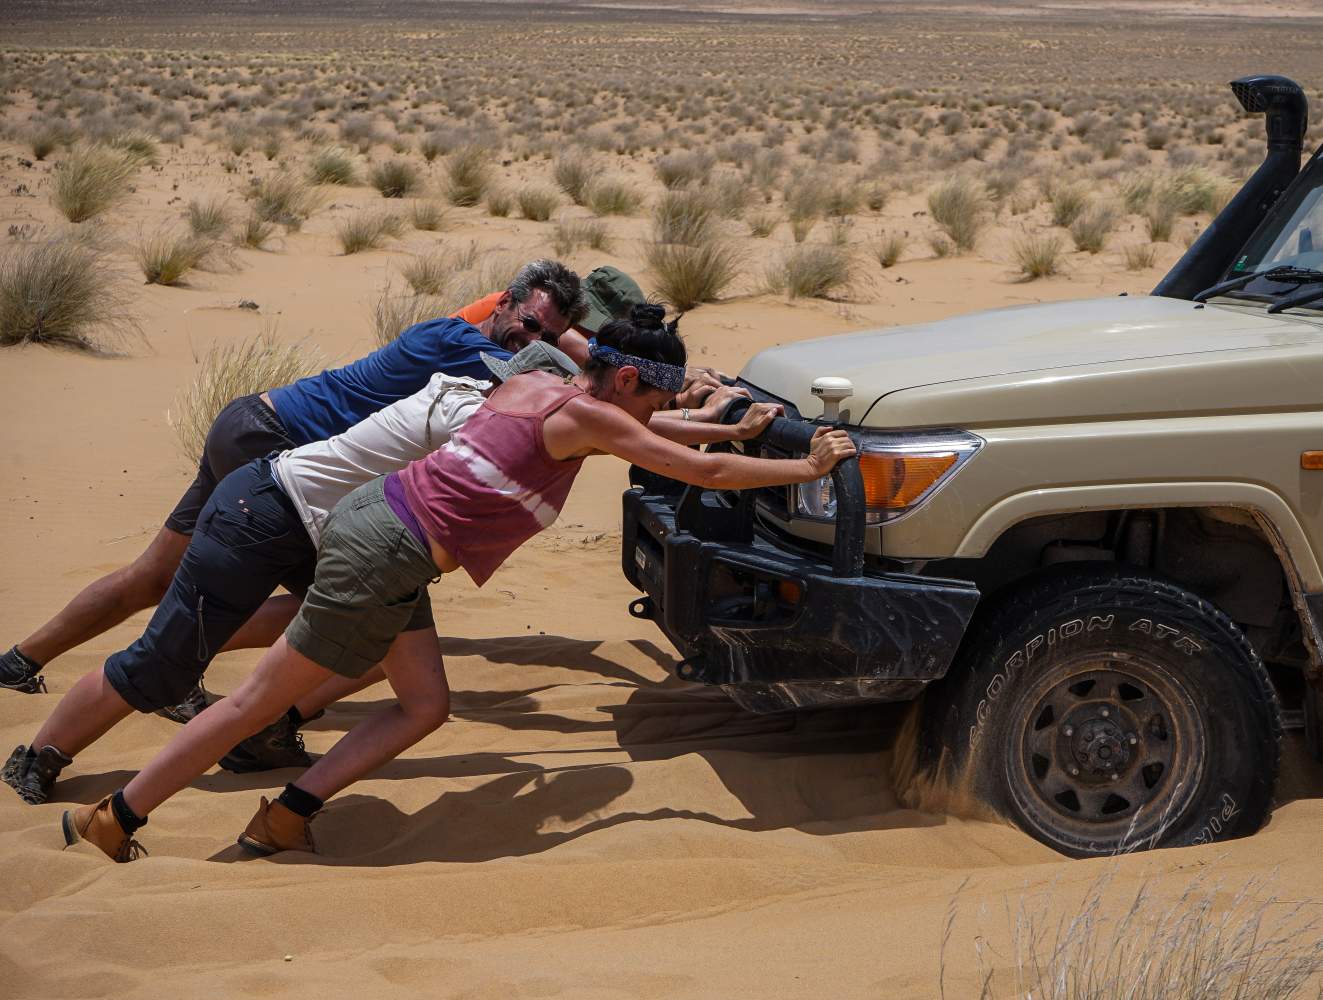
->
<box><xmin>452</xmin><ymin>291</ymin><xmax>502</xmax><ymax>326</ymax></box>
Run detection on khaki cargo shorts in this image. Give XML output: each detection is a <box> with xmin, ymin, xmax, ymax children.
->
<box><xmin>286</xmin><ymin>477</ymin><xmax>438</xmax><ymax>678</ymax></box>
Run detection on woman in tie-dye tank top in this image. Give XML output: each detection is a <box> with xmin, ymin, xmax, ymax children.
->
<box><xmin>66</xmin><ymin>306</ymin><xmax>858</xmax><ymax>863</ymax></box>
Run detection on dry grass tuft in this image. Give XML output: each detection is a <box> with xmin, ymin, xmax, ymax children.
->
<box><xmin>236</xmin><ymin>212</ymin><xmax>277</xmax><ymax>250</ymax></box>
<box><xmin>553</xmin><ymin>217</ymin><xmax>612</xmax><ymax>256</ymax></box>
<box><xmin>247</xmin><ymin>172</ymin><xmax>321</xmax><ymax>230</ymax></box>
<box><xmin>485</xmin><ymin>187</ymin><xmax>513</xmax><ymax>217</ymax></box>
<box><xmin>187</xmin><ymin>197</ymin><xmax>229</xmax><ymax>238</ymax></box>
<box><xmin>747</xmin><ymin>210</ymin><xmax>779</xmax><ymax>238</ymax></box>
<box><xmin>553</xmin><ymin>151</ymin><xmax>596</xmax><ymax>205</ymax></box>
<box><xmin>50</xmin><ymin>144</ymin><xmax>137</xmax><ymax>223</ymax></box>
<box><xmin>645</xmin><ymin>239</ymin><xmax>741</xmax><ymax>311</ymax></box>
<box><xmin>409</xmin><ymin>200</ymin><xmax>448</xmax><ymax>232</ymax></box>
<box><xmin>308</xmin><ymin>146</ymin><xmax>358</xmax><ymax>186</ymax></box>
<box><xmin>927</xmin><ymin>176</ymin><xmax>987</xmax><ymax>252</ymax></box>
<box><xmin>1070</xmin><ymin>203</ymin><xmax>1119</xmax><ymax>253</ymax></box>
<box><xmin>767</xmin><ymin>244</ymin><xmax>852</xmax><ymax>299</ymax></box>
<box><xmin>876</xmin><ymin>231</ymin><xmax>908</xmax><ymax>268</ymax></box>
<box><xmin>517</xmin><ymin>186</ymin><xmax>559</xmax><ymax>222</ymax></box>
<box><xmin>0</xmin><ymin>236</ymin><xmax>134</xmax><ymax>352</ymax></box>
<box><xmin>1124</xmin><ymin>243</ymin><xmax>1159</xmax><ymax>270</ymax></box>
<box><xmin>445</xmin><ymin>144</ymin><xmax>491</xmax><ymax>206</ymax></box>
<box><xmin>170</xmin><ymin>331</ymin><xmax>322</xmax><ymax>464</ymax></box>
<box><xmin>584</xmin><ymin>177</ymin><xmax>642</xmax><ymax>216</ymax></box>
<box><xmin>653</xmin><ymin>189</ymin><xmax>715</xmax><ymax>246</ymax></box>
<box><xmin>369</xmin><ymin>159</ymin><xmax>421</xmax><ymax>198</ymax></box>
<box><xmin>337</xmin><ymin>211</ymin><xmax>404</xmax><ymax>254</ymax></box>
<box><xmin>137</xmin><ymin>227</ymin><xmax>220</xmax><ymax>285</ymax></box>
<box><xmin>371</xmin><ymin>283</ymin><xmax>447</xmax><ymax>346</ymax></box>
<box><xmin>1013</xmin><ymin>231</ymin><xmax>1066</xmax><ymax>278</ymax></box>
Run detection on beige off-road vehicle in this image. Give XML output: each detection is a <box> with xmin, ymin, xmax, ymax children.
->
<box><xmin>621</xmin><ymin>75</ymin><xmax>1323</xmax><ymax>856</ymax></box>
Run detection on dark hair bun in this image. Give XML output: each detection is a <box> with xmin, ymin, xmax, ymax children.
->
<box><xmin>591</xmin><ymin>304</ymin><xmax>687</xmax><ymax>372</ymax></box>
<box><xmin>629</xmin><ymin>303</ymin><xmax>667</xmax><ymax>329</ymax></box>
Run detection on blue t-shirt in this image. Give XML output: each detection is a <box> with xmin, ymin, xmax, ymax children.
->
<box><xmin>268</xmin><ymin>317</ymin><xmax>512</xmax><ymax>445</ymax></box>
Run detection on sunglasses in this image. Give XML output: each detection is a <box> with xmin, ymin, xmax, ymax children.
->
<box><xmin>517</xmin><ymin>312</ymin><xmax>561</xmax><ymax>342</ymax></box>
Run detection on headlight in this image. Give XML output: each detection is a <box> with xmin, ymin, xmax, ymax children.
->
<box><xmin>791</xmin><ymin>429</ymin><xmax>982</xmax><ymax>524</ymax></box>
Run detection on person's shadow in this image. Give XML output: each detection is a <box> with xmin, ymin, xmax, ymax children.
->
<box><xmin>206</xmin><ymin>634</ymin><xmax>944</xmax><ymax>866</ymax></box>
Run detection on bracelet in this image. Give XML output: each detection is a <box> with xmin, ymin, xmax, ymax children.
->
<box><xmin>682</xmin><ymin>408</ymin><xmax>691</xmax><ymax>421</ymax></box>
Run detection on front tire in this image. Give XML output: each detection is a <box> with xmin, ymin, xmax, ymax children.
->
<box><xmin>920</xmin><ymin>566</ymin><xmax>1282</xmax><ymax>856</ymax></box>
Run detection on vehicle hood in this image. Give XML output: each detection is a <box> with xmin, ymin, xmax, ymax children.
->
<box><xmin>739</xmin><ymin>295</ymin><xmax>1323</xmax><ymax>428</ymax></box>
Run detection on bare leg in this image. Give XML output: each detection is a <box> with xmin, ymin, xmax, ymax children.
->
<box><xmin>295</xmin><ymin>630</ymin><xmax>448</xmax><ymax>801</ymax></box>
<box><xmin>220</xmin><ymin>594</ymin><xmax>301</xmax><ymax>653</ymax></box>
<box><xmin>292</xmin><ymin>663</ymin><xmax>388</xmax><ymax>720</ymax></box>
<box><xmin>19</xmin><ymin>527</ymin><xmax>190</xmax><ymax>666</ymax></box>
<box><xmin>30</xmin><ymin>669</ymin><xmax>135</xmax><ymax>756</ymax></box>
<box><xmin>121</xmin><ymin>637</ymin><xmax>330</xmax><ymax>817</ymax></box>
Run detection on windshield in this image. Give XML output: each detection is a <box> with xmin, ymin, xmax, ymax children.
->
<box><xmin>1224</xmin><ymin>152</ymin><xmax>1323</xmax><ymax>302</ymax></box>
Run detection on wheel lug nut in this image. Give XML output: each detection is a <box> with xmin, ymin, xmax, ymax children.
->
<box><xmin>1110</xmin><ymin>773</ymin><xmax>1119</xmax><ymax>781</ymax></box>
<box><xmin>1063</xmin><ymin>726</ymin><xmax>1074</xmax><ymax>736</ymax></box>
<box><xmin>1100</xmin><ymin>708</ymin><xmax>1110</xmax><ymax>718</ymax></box>
<box><xmin>1069</xmin><ymin>766</ymin><xmax>1080</xmax><ymax>776</ymax></box>
<box><xmin>1128</xmin><ymin>734</ymin><xmax>1138</xmax><ymax>745</ymax></box>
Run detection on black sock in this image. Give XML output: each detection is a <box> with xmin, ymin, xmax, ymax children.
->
<box><xmin>286</xmin><ymin>706</ymin><xmax>305</xmax><ymax>727</ymax></box>
<box><xmin>276</xmin><ymin>782</ymin><xmax>323</xmax><ymax>818</ymax></box>
<box><xmin>10</xmin><ymin>646</ymin><xmax>42</xmax><ymax>669</ymax></box>
<box><xmin>111</xmin><ymin>789</ymin><xmax>147</xmax><ymax>833</ymax></box>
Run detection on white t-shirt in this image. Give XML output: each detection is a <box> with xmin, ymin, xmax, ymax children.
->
<box><xmin>272</xmin><ymin>372</ymin><xmax>488</xmax><ymax>546</ymax></box>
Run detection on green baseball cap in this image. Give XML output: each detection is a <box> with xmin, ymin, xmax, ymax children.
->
<box><xmin>579</xmin><ymin>266</ymin><xmax>646</xmax><ymax>333</ymax></box>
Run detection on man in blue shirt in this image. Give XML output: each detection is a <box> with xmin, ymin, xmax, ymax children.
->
<box><xmin>0</xmin><ymin>260</ymin><xmax>586</xmax><ymax>708</ymax></box>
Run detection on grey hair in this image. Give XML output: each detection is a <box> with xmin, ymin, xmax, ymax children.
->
<box><xmin>507</xmin><ymin>258</ymin><xmax>587</xmax><ymax>326</ymax></box>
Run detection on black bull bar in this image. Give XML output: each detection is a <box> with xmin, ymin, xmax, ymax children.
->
<box><xmin>621</xmin><ymin>406</ymin><xmax>980</xmax><ymax>714</ymax></box>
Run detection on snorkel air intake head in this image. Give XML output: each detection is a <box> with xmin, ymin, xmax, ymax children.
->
<box><xmin>1153</xmin><ymin>75</ymin><xmax>1307</xmax><ymax>300</ymax></box>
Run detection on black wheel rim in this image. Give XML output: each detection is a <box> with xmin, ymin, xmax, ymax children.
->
<box><xmin>1004</xmin><ymin>651</ymin><xmax>1205</xmax><ymax>854</ymax></box>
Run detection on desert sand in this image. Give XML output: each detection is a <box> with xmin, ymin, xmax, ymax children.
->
<box><xmin>5</xmin><ymin>3</ymin><xmax>1323</xmax><ymax>997</ymax></box>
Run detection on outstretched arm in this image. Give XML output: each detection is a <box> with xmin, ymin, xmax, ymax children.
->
<box><xmin>545</xmin><ymin>395</ymin><xmax>855</xmax><ymax>490</ymax></box>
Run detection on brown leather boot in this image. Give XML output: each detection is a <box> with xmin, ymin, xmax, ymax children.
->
<box><xmin>237</xmin><ymin>797</ymin><xmax>316</xmax><ymax>856</ymax></box>
<box><xmin>61</xmin><ymin>796</ymin><xmax>145</xmax><ymax>862</ymax></box>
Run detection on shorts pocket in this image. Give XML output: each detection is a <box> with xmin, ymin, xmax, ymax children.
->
<box><xmin>201</xmin><ymin>508</ymin><xmax>294</xmax><ymax>549</ymax></box>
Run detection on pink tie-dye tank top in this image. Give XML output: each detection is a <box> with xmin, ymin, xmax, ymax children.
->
<box><xmin>398</xmin><ymin>371</ymin><xmax>586</xmax><ymax>586</ymax></box>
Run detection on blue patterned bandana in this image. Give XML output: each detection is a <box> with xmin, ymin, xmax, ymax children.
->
<box><xmin>588</xmin><ymin>339</ymin><xmax>685</xmax><ymax>393</ymax></box>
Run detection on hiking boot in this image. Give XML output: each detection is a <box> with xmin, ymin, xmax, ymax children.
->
<box><xmin>61</xmin><ymin>796</ymin><xmax>146</xmax><ymax>863</ymax></box>
<box><xmin>218</xmin><ymin>715</ymin><xmax>311</xmax><ymax>773</ymax></box>
<box><xmin>0</xmin><ymin>646</ymin><xmax>45</xmax><ymax>694</ymax></box>
<box><xmin>237</xmin><ymin>797</ymin><xmax>316</xmax><ymax>856</ymax></box>
<box><xmin>154</xmin><ymin>681</ymin><xmax>212</xmax><ymax>725</ymax></box>
<box><xmin>12</xmin><ymin>744</ymin><xmax>72</xmax><ymax>804</ymax></box>
<box><xmin>2</xmin><ymin>745</ymin><xmax>33</xmax><ymax>792</ymax></box>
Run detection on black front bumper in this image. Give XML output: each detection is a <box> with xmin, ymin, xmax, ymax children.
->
<box><xmin>621</xmin><ymin>487</ymin><xmax>981</xmax><ymax>714</ymax></box>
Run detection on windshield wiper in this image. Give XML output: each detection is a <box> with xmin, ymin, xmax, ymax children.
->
<box><xmin>1267</xmin><ymin>284</ymin><xmax>1323</xmax><ymax>313</ymax></box>
<box><xmin>1193</xmin><ymin>264</ymin><xmax>1323</xmax><ymax>302</ymax></box>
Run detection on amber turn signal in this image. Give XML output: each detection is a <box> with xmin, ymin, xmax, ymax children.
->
<box><xmin>1303</xmin><ymin>452</ymin><xmax>1323</xmax><ymax>471</ymax></box>
<box><xmin>858</xmin><ymin>452</ymin><xmax>958</xmax><ymax>509</ymax></box>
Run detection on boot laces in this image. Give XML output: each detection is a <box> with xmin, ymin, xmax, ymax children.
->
<box><xmin>118</xmin><ymin>838</ymin><xmax>149</xmax><ymax>862</ymax></box>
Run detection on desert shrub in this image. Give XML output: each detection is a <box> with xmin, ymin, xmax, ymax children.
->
<box><xmin>927</xmin><ymin>176</ymin><xmax>987</xmax><ymax>252</ymax></box>
<box><xmin>369</xmin><ymin>159</ymin><xmax>421</xmax><ymax>198</ymax></box>
<box><xmin>1154</xmin><ymin>167</ymin><xmax>1230</xmax><ymax>216</ymax></box>
<box><xmin>187</xmin><ymin>197</ymin><xmax>229</xmax><ymax>238</ymax></box>
<box><xmin>791</xmin><ymin>217</ymin><xmax>817</xmax><ymax>243</ymax></box>
<box><xmin>170</xmin><ymin>332</ymin><xmax>321</xmax><ymax>464</ymax></box>
<box><xmin>445</xmin><ymin>144</ymin><xmax>490</xmax><ymax>206</ymax></box>
<box><xmin>105</xmin><ymin>128</ymin><xmax>159</xmax><ymax>166</ymax></box>
<box><xmin>553</xmin><ymin>151</ymin><xmax>595</xmax><ymax>205</ymax></box>
<box><xmin>409</xmin><ymin>200</ymin><xmax>447</xmax><ymax>231</ymax></box>
<box><xmin>645</xmin><ymin>239</ymin><xmax>741</xmax><ymax>311</ymax></box>
<box><xmin>1070</xmin><ymin>203</ymin><xmax>1119</xmax><ymax>253</ymax></box>
<box><xmin>1013</xmin><ymin>231</ymin><xmax>1065</xmax><ymax>278</ymax></box>
<box><xmin>1144</xmin><ymin>123</ymin><xmax>1172</xmax><ymax>149</ymax></box>
<box><xmin>0</xmin><ymin>236</ymin><xmax>133</xmax><ymax>352</ymax></box>
<box><xmin>875</xmin><ymin>231</ymin><xmax>907</xmax><ymax>268</ymax></box>
<box><xmin>371</xmin><ymin>283</ymin><xmax>447</xmax><ymax>346</ymax></box>
<box><xmin>308</xmin><ymin>146</ymin><xmax>357</xmax><ymax>186</ymax></box>
<box><xmin>337</xmin><ymin>211</ymin><xmax>403</xmax><ymax>254</ymax></box>
<box><xmin>1120</xmin><ymin>174</ymin><xmax>1156</xmax><ymax>214</ymax></box>
<box><xmin>247</xmin><ymin>172</ymin><xmax>321</xmax><ymax>229</ymax></box>
<box><xmin>29</xmin><ymin>121</ymin><xmax>70</xmax><ymax>160</ymax></box>
<box><xmin>401</xmin><ymin>251</ymin><xmax>453</xmax><ymax>296</ymax></box>
<box><xmin>655</xmin><ymin>151</ymin><xmax>714</xmax><ymax>189</ymax></box>
<box><xmin>50</xmin><ymin>144</ymin><xmax>137</xmax><ymax>223</ymax></box>
<box><xmin>236</xmin><ymin>212</ymin><xmax>277</xmax><ymax>250</ymax></box>
<box><xmin>708</xmin><ymin>172</ymin><xmax>751</xmax><ymax>219</ymax></box>
<box><xmin>948</xmin><ymin>869</ymin><xmax>1323</xmax><ymax>1000</ymax></box>
<box><xmin>584</xmin><ymin>176</ymin><xmax>641</xmax><ymax>216</ymax></box>
<box><xmin>784</xmin><ymin>178</ymin><xmax>825</xmax><ymax>224</ymax></box>
<box><xmin>767</xmin><ymin>244</ymin><xmax>852</xmax><ymax>299</ymax></box>
<box><xmin>822</xmin><ymin>179</ymin><xmax>861</xmax><ymax>218</ymax></box>
<box><xmin>652</xmin><ymin>189</ymin><xmax>715</xmax><ymax>245</ymax></box>
<box><xmin>485</xmin><ymin>187</ymin><xmax>513</xmax><ymax>217</ymax></box>
<box><xmin>433</xmin><ymin>252</ymin><xmax>524</xmax><ymax>316</ymax></box>
<box><xmin>517</xmin><ymin>186</ymin><xmax>559</xmax><ymax>222</ymax></box>
<box><xmin>1124</xmin><ymin>243</ymin><xmax>1158</xmax><ymax>270</ymax></box>
<box><xmin>747</xmin><ymin>211</ymin><xmax>779</xmax><ymax>238</ymax></box>
<box><xmin>1049</xmin><ymin>182</ymin><xmax>1089</xmax><ymax>227</ymax></box>
<box><xmin>552</xmin><ymin>217</ymin><xmax>612</xmax><ymax>256</ymax></box>
<box><xmin>137</xmin><ymin>228</ymin><xmax>218</xmax><ymax>285</ymax></box>
<box><xmin>1146</xmin><ymin>203</ymin><xmax>1176</xmax><ymax>242</ymax></box>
